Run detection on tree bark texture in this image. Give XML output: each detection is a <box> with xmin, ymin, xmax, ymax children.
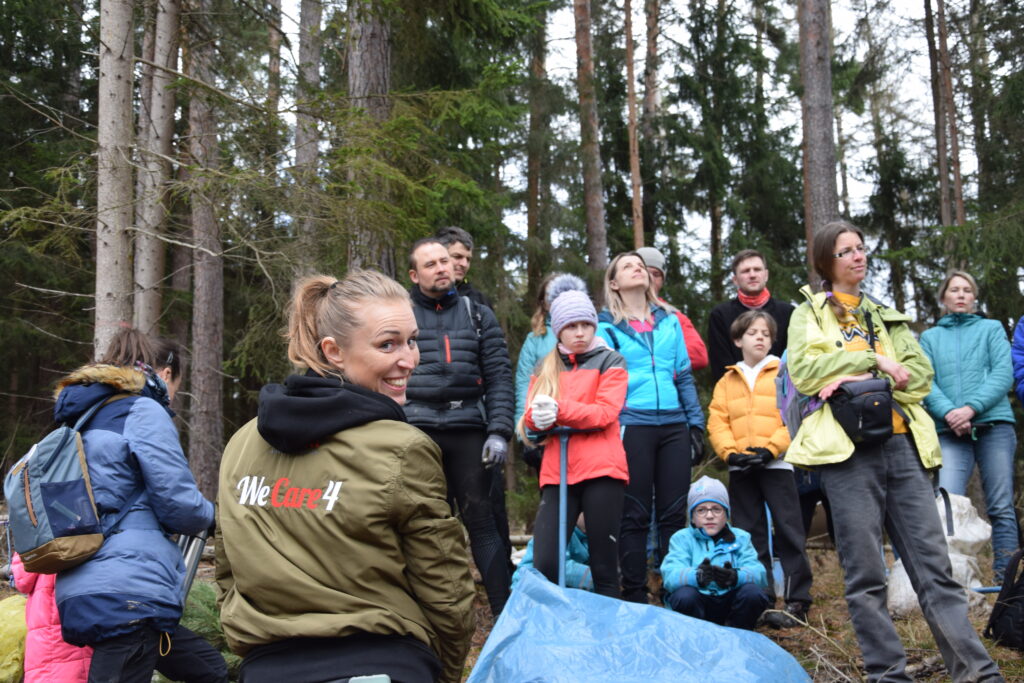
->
<box><xmin>135</xmin><ymin>0</ymin><xmax>180</xmax><ymax>334</ymax></box>
<box><xmin>294</xmin><ymin>0</ymin><xmax>322</xmax><ymax>269</ymax></box>
<box><xmin>346</xmin><ymin>0</ymin><xmax>395</xmax><ymax>277</ymax></box>
<box><xmin>924</xmin><ymin>0</ymin><xmax>953</xmax><ymax>227</ymax></box>
<box><xmin>526</xmin><ymin>8</ymin><xmax>550</xmax><ymax>305</ymax></box>
<box><xmin>935</xmin><ymin>0</ymin><xmax>966</xmax><ymax>225</ymax></box>
<box><xmin>186</xmin><ymin>0</ymin><xmax>223</xmax><ymax>500</ymax></box>
<box><xmin>624</xmin><ymin>0</ymin><xmax>643</xmax><ymax>248</ymax></box>
<box><xmin>267</xmin><ymin>0</ymin><xmax>282</xmax><ymax>115</ymax></box>
<box><xmin>574</xmin><ymin>0</ymin><xmax>608</xmax><ymax>282</ymax></box>
<box><xmin>797</xmin><ymin>0</ymin><xmax>839</xmax><ymax>273</ymax></box>
<box><xmin>94</xmin><ymin>0</ymin><xmax>135</xmax><ymax>359</ymax></box>
<box><xmin>640</xmin><ymin>0</ymin><xmax>660</xmax><ymax>242</ymax></box>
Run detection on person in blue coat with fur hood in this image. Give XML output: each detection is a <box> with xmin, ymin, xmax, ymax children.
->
<box><xmin>53</xmin><ymin>329</ymin><xmax>214</xmax><ymax>683</ymax></box>
<box><xmin>660</xmin><ymin>476</ymin><xmax>769</xmax><ymax>630</ymax></box>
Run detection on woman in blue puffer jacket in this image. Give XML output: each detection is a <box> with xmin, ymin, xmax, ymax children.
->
<box><xmin>514</xmin><ymin>273</ymin><xmax>560</xmax><ymax>470</ymax></box>
<box><xmin>920</xmin><ymin>271</ymin><xmax>1018</xmax><ymax>577</ymax></box>
<box><xmin>53</xmin><ymin>329</ymin><xmax>214</xmax><ymax>683</ymax></box>
<box><xmin>597</xmin><ymin>251</ymin><xmax>705</xmax><ymax>603</ymax></box>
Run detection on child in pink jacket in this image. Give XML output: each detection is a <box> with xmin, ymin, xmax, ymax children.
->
<box><xmin>11</xmin><ymin>553</ymin><xmax>92</xmax><ymax>683</ymax></box>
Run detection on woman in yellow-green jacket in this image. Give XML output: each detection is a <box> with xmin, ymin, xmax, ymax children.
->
<box><xmin>786</xmin><ymin>220</ymin><xmax>1002</xmax><ymax>683</ymax></box>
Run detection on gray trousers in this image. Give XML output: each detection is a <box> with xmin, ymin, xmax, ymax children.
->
<box><xmin>821</xmin><ymin>434</ymin><xmax>1002</xmax><ymax>683</ymax></box>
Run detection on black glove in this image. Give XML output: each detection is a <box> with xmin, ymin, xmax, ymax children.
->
<box><xmin>745</xmin><ymin>446</ymin><xmax>774</xmax><ymax>466</ymax></box>
<box><xmin>695</xmin><ymin>558</ymin><xmax>713</xmax><ymax>588</ymax></box>
<box><xmin>727</xmin><ymin>451</ymin><xmax>764</xmax><ymax>472</ymax></box>
<box><xmin>690</xmin><ymin>427</ymin><xmax>705</xmax><ymax>464</ymax></box>
<box><xmin>711</xmin><ymin>561</ymin><xmax>738</xmax><ymax>588</ymax></box>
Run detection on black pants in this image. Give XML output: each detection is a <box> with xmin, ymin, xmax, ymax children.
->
<box><xmin>423</xmin><ymin>427</ymin><xmax>511</xmax><ymax>615</ymax></box>
<box><xmin>158</xmin><ymin>625</ymin><xmax>229</xmax><ymax>683</ymax></box>
<box><xmin>240</xmin><ymin>634</ymin><xmax>440</xmax><ymax>683</ymax></box>
<box><xmin>489</xmin><ymin>463</ymin><xmax>517</xmax><ymax>580</ymax></box>
<box><xmin>665</xmin><ymin>583</ymin><xmax>771</xmax><ymax>630</ymax></box>
<box><xmin>728</xmin><ymin>468</ymin><xmax>813</xmax><ymax>605</ymax></box>
<box><xmin>533</xmin><ymin>477</ymin><xmax>625</xmax><ymax>598</ymax></box>
<box><xmin>619</xmin><ymin>423</ymin><xmax>691</xmax><ymax>603</ymax></box>
<box><xmin>88</xmin><ymin>626</ymin><xmax>161</xmax><ymax>683</ymax></box>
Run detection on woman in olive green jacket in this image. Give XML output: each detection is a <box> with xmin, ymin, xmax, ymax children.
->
<box><xmin>216</xmin><ymin>270</ymin><xmax>475</xmax><ymax>683</ymax></box>
<box><xmin>786</xmin><ymin>221</ymin><xmax>1002</xmax><ymax>683</ymax></box>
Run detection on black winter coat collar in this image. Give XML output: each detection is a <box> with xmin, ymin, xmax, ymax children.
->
<box><xmin>257</xmin><ymin>372</ymin><xmax>406</xmax><ymax>454</ymax></box>
<box><xmin>410</xmin><ymin>285</ymin><xmax>458</xmax><ymax>310</ymax></box>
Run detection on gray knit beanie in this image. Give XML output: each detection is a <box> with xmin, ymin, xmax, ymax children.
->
<box><xmin>688</xmin><ymin>475</ymin><xmax>730</xmax><ymax>519</ymax></box>
<box><xmin>550</xmin><ymin>289</ymin><xmax>599</xmax><ymax>338</ymax></box>
<box><xmin>636</xmin><ymin>247</ymin><xmax>666</xmax><ymax>275</ymax></box>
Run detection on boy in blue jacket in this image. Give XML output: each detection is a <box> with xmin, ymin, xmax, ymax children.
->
<box><xmin>660</xmin><ymin>476</ymin><xmax>770</xmax><ymax>630</ymax></box>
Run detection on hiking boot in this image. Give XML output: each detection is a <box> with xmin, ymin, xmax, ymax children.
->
<box><xmin>764</xmin><ymin>601</ymin><xmax>808</xmax><ymax>629</ymax></box>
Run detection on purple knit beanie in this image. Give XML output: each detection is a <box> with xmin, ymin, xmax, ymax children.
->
<box><xmin>550</xmin><ymin>289</ymin><xmax>598</xmax><ymax>338</ymax></box>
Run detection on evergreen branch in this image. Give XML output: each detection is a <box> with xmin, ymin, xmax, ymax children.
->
<box><xmin>18</xmin><ymin>319</ymin><xmax>93</xmax><ymax>345</ymax></box>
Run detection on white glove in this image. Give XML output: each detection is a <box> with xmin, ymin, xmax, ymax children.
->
<box><xmin>531</xmin><ymin>394</ymin><xmax>559</xmax><ymax>430</ymax></box>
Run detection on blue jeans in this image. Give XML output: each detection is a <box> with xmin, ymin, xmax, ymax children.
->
<box><xmin>821</xmin><ymin>435</ymin><xmax>1001</xmax><ymax>683</ymax></box>
<box><xmin>937</xmin><ymin>423</ymin><xmax>1019</xmax><ymax>577</ymax></box>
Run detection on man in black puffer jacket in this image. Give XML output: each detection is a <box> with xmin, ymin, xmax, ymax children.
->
<box><xmin>406</xmin><ymin>237</ymin><xmax>515</xmax><ymax>617</ymax></box>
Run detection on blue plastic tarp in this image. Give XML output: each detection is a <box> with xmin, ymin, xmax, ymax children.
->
<box><xmin>467</xmin><ymin>569</ymin><xmax>810</xmax><ymax>683</ymax></box>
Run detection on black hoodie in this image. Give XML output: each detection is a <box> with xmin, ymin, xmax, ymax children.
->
<box><xmin>257</xmin><ymin>372</ymin><xmax>407</xmax><ymax>454</ymax></box>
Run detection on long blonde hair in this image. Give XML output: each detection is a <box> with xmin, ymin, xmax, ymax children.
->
<box><xmin>287</xmin><ymin>269</ymin><xmax>410</xmax><ymax>377</ymax></box>
<box><xmin>603</xmin><ymin>251</ymin><xmax>665</xmax><ymax>324</ymax></box>
<box><xmin>516</xmin><ymin>347</ymin><xmax>567</xmax><ymax>445</ymax></box>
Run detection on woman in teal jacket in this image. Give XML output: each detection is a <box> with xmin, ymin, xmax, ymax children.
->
<box><xmin>597</xmin><ymin>251</ymin><xmax>704</xmax><ymax>603</ymax></box>
<box><xmin>787</xmin><ymin>221</ymin><xmax>1001</xmax><ymax>683</ymax></box>
<box><xmin>920</xmin><ymin>270</ymin><xmax>1018</xmax><ymax>576</ymax></box>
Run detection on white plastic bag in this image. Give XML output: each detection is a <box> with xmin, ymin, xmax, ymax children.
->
<box><xmin>887</xmin><ymin>493</ymin><xmax>990</xmax><ymax>617</ymax></box>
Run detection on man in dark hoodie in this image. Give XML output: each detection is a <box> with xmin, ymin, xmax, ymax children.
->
<box><xmin>405</xmin><ymin>237</ymin><xmax>516</xmax><ymax>617</ymax></box>
<box><xmin>217</xmin><ymin>270</ymin><xmax>475</xmax><ymax>683</ymax></box>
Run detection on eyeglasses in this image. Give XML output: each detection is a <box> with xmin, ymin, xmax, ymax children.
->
<box><xmin>693</xmin><ymin>505</ymin><xmax>725</xmax><ymax>517</ymax></box>
<box><xmin>832</xmin><ymin>245</ymin><xmax>868</xmax><ymax>259</ymax></box>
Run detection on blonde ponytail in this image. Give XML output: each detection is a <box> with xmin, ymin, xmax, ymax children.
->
<box><xmin>515</xmin><ymin>347</ymin><xmax>566</xmax><ymax>445</ymax></box>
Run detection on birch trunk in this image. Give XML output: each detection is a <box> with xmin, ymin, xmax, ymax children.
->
<box><xmin>135</xmin><ymin>0</ymin><xmax>179</xmax><ymax>334</ymax></box>
<box><xmin>797</xmin><ymin>0</ymin><xmax>839</xmax><ymax>275</ymax></box>
<box><xmin>186</xmin><ymin>0</ymin><xmax>222</xmax><ymax>499</ymax></box>
<box><xmin>574</xmin><ymin>0</ymin><xmax>608</xmax><ymax>283</ymax></box>
<box><xmin>95</xmin><ymin>0</ymin><xmax>135</xmax><ymax>358</ymax></box>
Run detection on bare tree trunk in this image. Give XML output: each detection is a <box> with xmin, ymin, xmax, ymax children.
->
<box><xmin>186</xmin><ymin>0</ymin><xmax>222</xmax><ymax>500</ymax></box>
<box><xmin>935</xmin><ymin>0</ymin><xmax>966</xmax><ymax>225</ymax></box>
<box><xmin>135</xmin><ymin>0</ymin><xmax>180</xmax><ymax>334</ymax></box>
<box><xmin>574</xmin><ymin>0</ymin><xmax>608</xmax><ymax>283</ymax></box>
<box><xmin>267</xmin><ymin>0</ymin><xmax>282</xmax><ymax>114</ymax></box>
<box><xmin>525</xmin><ymin>7</ymin><xmax>550</xmax><ymax>304</ymax></box>
<box><xmin>924</xmin><ymin>0</ymin><xmax>953</xmax><ymax>227</ymax></box>
<box><xmin>640</xmin><ymin>0</ymin><xmax>660</xmax><ymax>242</ymax></box>
<box><xmin>63</xmin><ymin>0</ymin><xmax>86</xmax><ymax>123</ymax></box>
<box><xmin>966</xmin><ymin>0</ymin><xmax>992</xmax><ymax>211</ymax></box>
<box><xmin>624</xmin><ymin>0</ymin><xmax>643</xmax><ymax>248</ymax></box>
<box><xmin>797</xmin><ymin>0</ymin><xmax>839</xmax><ymax>275</ymax></box>
<box><xmin>346</xmin><ymin>0</ymin><xmax>394</xmax><ymax>276</ymax></box>
<box><xmin>95</xmin><ymin>0</ymin><xmax>135</xmax><ymax>358</ymax></box>
<box><xmin>836</xmin><ymin>111</ymin><xmax>851</xmax><ymax>217</ymax></box>
<box><xmin>294</xmin><ymin>0</ymin><xmax>322</xmax><ymax>270</ymax></box>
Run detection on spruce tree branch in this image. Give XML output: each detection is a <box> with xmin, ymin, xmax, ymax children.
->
<box><xmin>15</xmin><ymin>282</ymin><xmax>95</xmax><ymax>299</ymax></box>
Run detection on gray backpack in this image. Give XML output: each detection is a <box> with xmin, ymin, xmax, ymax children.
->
<box><xmin>4</xmin><ymin>394</ymin><xmax>137</xmax><ymax>573</ymax></box>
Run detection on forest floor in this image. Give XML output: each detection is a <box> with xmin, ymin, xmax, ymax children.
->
<box><xmin>2</xmin><ymin>526</ymin><xmax>1022</xmax><ymax>680</ymax></box>
<box><xmin>462</xmin><ymin>545</ymin><xmax>1024</xmax><ymax>682</ymax></box>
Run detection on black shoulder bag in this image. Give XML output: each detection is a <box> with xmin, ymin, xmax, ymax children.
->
<box><xmin>827</xmin><ymin>310</ymin><xmax>906</xmax><ymax>446</ymax></box>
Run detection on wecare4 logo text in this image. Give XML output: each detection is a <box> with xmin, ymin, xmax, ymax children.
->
<box><xmin>235</xmin><ymin>475</ymin><xmax>343</xmax><ymax>511</ymax></box>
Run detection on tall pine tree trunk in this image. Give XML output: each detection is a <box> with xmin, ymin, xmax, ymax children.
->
<box><xmin>574</xmin><ymin>0</ymin><xmax>608</xmax><ymax>284</ymax></box>
<box><xmin>924</xmin><ymin>0</ymin><xmax>953</xmax><ymax>227</ymax></box>
<box><xmin>346</xmin><ymin>0</ymin><xmax>393</xmax><ymax>276</ymax></box>
<box><xmin>294</xmin><ymin>0</ymin><xmax>322</xmax><ymax>271</ymax></box>
<box><xmin>624</xmin><ymin>0</ymin><xmax>643</xmax><ymax>248</ymax></box>
<box><xmin>186</xmin><ymin>0</ymin><xmax>222</xmax><ymax>499</ymax></box>
<box><xmin>95</xmin><ymin>0</ymin><xmax>135</xmax><ymax>358</ymax></box>
<box><xmin>640</xmin><ymin>0</ymin><xmax>660</xmax><ymax>243</ymax></box>
<box><xmin>135</xmin><ymin>0</ymin><xmax>179</xmax><ymax>334</ymax></box>
<box><xmin>797</xmin><ymin>0</ymin><xmax>839</xmax><ymax>274</ymax></box>
<box><xmin>935</xmin><ymin>0</ymin><xmax>966</xmax><ymax>225</ymax></box>
<box><xmin>525</xmin><ymin>7</ymin><xmax>550</xmax><ymax>304</ymax></box>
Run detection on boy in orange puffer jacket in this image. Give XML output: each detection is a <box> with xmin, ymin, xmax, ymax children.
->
<box><xmin>707</xmin><ymin>310</ymin><xmax>813</xmax><ymax>629</ymax></box>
